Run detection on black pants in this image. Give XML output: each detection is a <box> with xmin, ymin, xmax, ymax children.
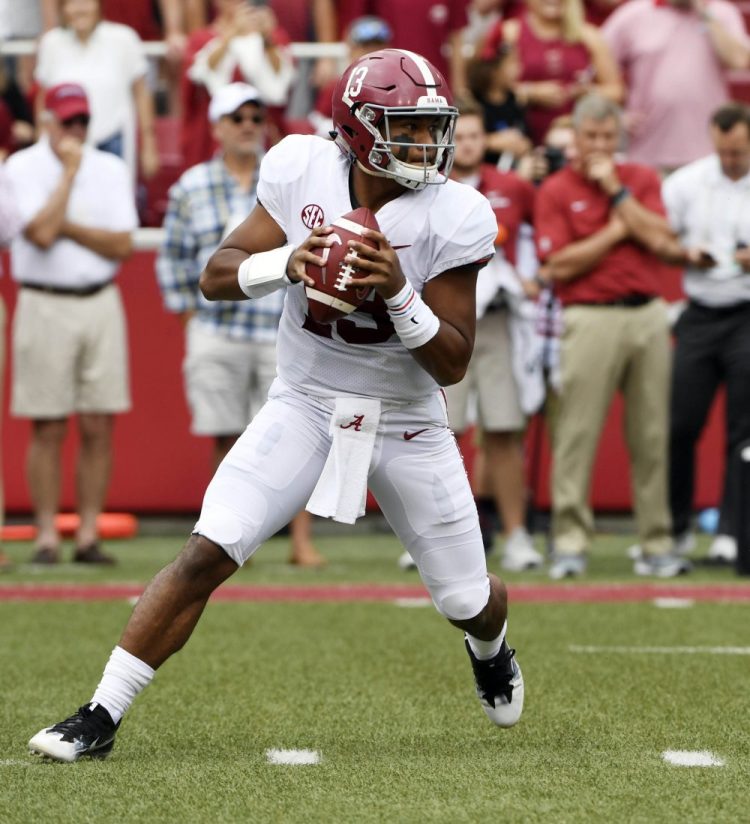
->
<box><xmin>669</xmin><ymin>301</ymin><xmax>750</xmax><ymax>536</ymax></box>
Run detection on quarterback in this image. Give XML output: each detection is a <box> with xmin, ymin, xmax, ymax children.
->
<box><xmin>29</xmin><ymin>48</ymin><xmax>525</xmax><ymax>762</ymax></box>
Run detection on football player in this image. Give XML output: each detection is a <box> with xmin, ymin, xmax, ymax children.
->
<box><xmin>29</xmin><ymin>49</ymin><xmax>525</xmax><ymax>763</ymax></box>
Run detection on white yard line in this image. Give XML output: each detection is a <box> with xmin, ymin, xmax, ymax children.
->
<box><xmin>652</xmin><ymin>598</ymin><xmax>694</xmax><ymax>609</ymax></box>
<box><xmin>662</xmin><ymin>750</ymin><xmax>725</xmax><ymax>767</ymax></box>
<box><xmin>266</xmin><ymin>749</ymin><xmax>321</xmax><ymax>765</ymax></box>
<box><xmin>570</xmin><ymin>645</ymin><xmax>750</xmax><ymax>655</ymax></box>
<box><xmin>393</xmin><ymin>597</ymin><xmax>432</xmax><ymax>608</ymax></box>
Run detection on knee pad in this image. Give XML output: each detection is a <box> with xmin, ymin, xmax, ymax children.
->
<box><xmin>193</xmin><ymin>501</ymin><xmax>266</xmax><ymax>567</ymax></box>
<box><xmin>433</xmin><ymin>582</ymin><xmax>490</xmax><ymax>622</ymax></box>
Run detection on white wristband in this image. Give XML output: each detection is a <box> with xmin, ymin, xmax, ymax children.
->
<box><xmin>237</xmin><ymin>245</ymin><xmax>295</xmax><ymax>298</ymax></box>
<box><xmin>384</xmin><ymin>281</ymin><xmax>440</xmax><ymax>349</ymax></box>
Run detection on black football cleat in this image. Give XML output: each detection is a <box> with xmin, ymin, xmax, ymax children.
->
<box><xmin>29</xmin><ymin>703</ymin><xmax>119</xmax><ymax>762</ymax></box>
<box><xmin>465</xmin><ymin>637</ymin><xmax>524</xmax><ymax>727</ymax></box>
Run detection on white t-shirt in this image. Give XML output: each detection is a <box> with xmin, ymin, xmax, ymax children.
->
<box><xmin>662</xmin><ymin>154</ymin><xmax>750</xmax><ymax>307</ymax></box>
<box><xmin>258</xmin><ymin>135</ymin><xmax>497</xmax><ymax>402</ymax></box>
<box><xmin>5</xmin><ymin>138</ymin><xmax>138</xmax><ymax>288</ymax></box>
<box><xmin>35</xmin><ymin>21</ymin><xmax>147</xmax><ymax>173</ymax></box>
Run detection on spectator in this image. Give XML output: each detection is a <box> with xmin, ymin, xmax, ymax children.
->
<box><xmin>535</xmin><ymin>94</ymin><xmax>687</xmax><ymax>579</ymax></box>
<box><xmin>336</xmin><ymin>1</ymin><xmax>470</xmax><ymax>95</ymax></box>
<box><xmin>468</xmin><ymin>40</ymin><xmax>531</xmax><ymax>168</ymax></box>
<box><xmin>157</xmin><ymin>82</ymin><xmax>325</xmax><ymax>567</ymax></box>
<box><xmin>0</xmin><ymin>159</ymin><xmax>22</xmax><ymax>572</ymax></box>
<box><xmin>183</xmin><ymin>0</ymin><xmax>338</xmax><ymax>92</ymax></box>
<box><xmin>445</xmin><ymin>99</ymin><xmax>544</xmax><ymax>572</ymax></box>
<box><xmin>516</xmin><ymin>113</ymin><xmax>576</xmax><ymax>184</ymax></box>
<box><xmin>310</xmin><ymin>15</ymin><xmax>393</xmax><ymax>136</ymax></box>
<box><xmin>603</xmin><ymin>0</ymin><xmax>750</xmax><ymax>173</ymax></box>
<box><xmin>4</xmin><ymin>83</ymin><xmax>137</xmax><ymax>565</ymax></box>
<box><xmin>182</xmin><ymin>0</ymin><xmax>295</xmax><ymax>167</ymax></box>
<box><xmin>0</xmin><ymin>61</ymin><xmax>34</xmax><ymax>157</ymax></box>
<box><xmin>490</xmin><ymin>0</ymin><xmax>623</xmax><ymax>145</ymax></box>
<box><xmin>35</xmin><ymin>0</ymin><xmax>159</xmax><ymax>181</ymax></box>
<box><xmin>662</xmin><ymin>103</ymin><xmax>750</xmax><ymax>565</ymax></box>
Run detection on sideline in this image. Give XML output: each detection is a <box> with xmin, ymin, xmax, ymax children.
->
<box><xmin>1</xmin><ymin>582</ymin><xmax>749</xmax><ymax>603</ymax></box>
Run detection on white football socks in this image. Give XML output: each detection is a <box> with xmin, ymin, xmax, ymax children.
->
<box><xmin>466</xmin><ymin>620</ymin><xmax>507</xmax><ymax>661</ymax></box>
<box><xmin>91</xmin><ymin>646</ymin><xmax>155</xmax><ymax>724</ymax></box>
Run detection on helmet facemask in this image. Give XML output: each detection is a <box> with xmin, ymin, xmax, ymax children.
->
<box><xmin>353</xmin><ymin>102</ymin><xmax>458</xmax><ymax>190</ymax></box>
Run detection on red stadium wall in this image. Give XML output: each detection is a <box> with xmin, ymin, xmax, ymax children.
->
<box><xmin>0</xmin><ymin>251</ymin><xmax>725</xmax><ymax>515</ymax></box>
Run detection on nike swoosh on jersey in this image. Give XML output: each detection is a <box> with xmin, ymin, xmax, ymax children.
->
<box><xmin>403</xmin><ymin>428</ymin><xmax>429</xmax><ymax>440</ymax></box>
<box><xmin>391</xmin><ymin>244</ymin><xmax>412</xmax><ymax>250</ymax></box>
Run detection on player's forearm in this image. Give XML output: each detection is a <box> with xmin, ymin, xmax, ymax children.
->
<box><xmin>410</xmin><ymin>324</ymin><xmax>473</xmax><ymax>386</ymax></box>
<box><xmin>200</xmin><ymin>247</ymin><xmax>252</xmax><ymax>300</ymax></box>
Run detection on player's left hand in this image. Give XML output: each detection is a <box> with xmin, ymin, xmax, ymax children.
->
<box><xmin>345</xmin><ymin>229</ymin><xmax>407</xmax><ymax>299</ymax></box>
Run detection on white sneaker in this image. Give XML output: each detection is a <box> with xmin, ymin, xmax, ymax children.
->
<box><xmin>674</xmin><ymin>531</ymin><xmax>697</xmax><ymax>557</ymax></box>
<box><xmin>708</xmin><ymin>534</ymin><xmax>737</xmax><ymax>563</ymax></box>
<box><xmin>397</xmin><ymin>551</ymin><xmax>417</xmax><ymax>571</ymax></box>
<box><xmin>501</xmin><ymin>528</ymin><xmax>543</xmax><ymax>572</ymax></box>
<box><xmin>465</xmin><ymin>638</ymin><xmax>524</xmax><ymax>728</ymax></box>
<box><xmin>628</xmin><ymin>531</ymin><xmax>696</xmax><ymax>561</ymax></box>
<box><xmin>548</xmin><ymin>554</ymin><xmax>587</xmax><ymax>580</ymax></box>
<box><xmin>633</xmin><ymin>554</ymin><xmax>692</xmax><ymax>578</ymax></box>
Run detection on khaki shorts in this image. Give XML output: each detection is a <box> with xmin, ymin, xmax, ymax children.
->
<box><xmin>184</xmin><ymin>318</ymin><xmax>278</xmax><ymax>436</ymax></box>
<box><xmin>11</xmin><ymin>284</ymin><xmax>130</xmax><ymax>418</ymax></box>
<box><xmin>445</xmin><ymin>308</ymin><xmax>525</xmax><ymax>433</ymax></box>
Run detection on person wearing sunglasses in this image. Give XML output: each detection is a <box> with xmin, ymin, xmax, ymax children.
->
<box><xmin>156</xmin><ymin>82</ymin><xmax>325</xmax><ymax>569</ymax></box>
<box><xmin>4</xmin><ymin>82</ymin><xmax>137</xmax><ymax>566</ymax></box>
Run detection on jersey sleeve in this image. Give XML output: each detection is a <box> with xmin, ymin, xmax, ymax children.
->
<box><xmin>256</xmin><ymin>134</ymin><xmax>316</xmax><ymax>236</ymax></box>
<box><xmin>427</xmin><ymin>190</ymin><xmax>497</xmax><ymax>279</ymax></box>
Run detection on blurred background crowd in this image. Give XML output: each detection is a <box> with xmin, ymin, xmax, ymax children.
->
<box><xmin>1</xmin><ymin>0</ymin><xmax>749</xmax><ymax>577</ymax></box>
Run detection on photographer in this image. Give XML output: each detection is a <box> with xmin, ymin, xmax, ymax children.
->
<box><xmin>662</xmin><ymin>103</ymin><xmax>750</xmax><ymax>564</ymax></box>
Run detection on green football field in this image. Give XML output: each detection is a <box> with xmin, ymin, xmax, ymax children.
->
<box><xmin>1</xmin><ymin>527</ymin><xmax>748</xmax><ymax>823</ymax></box>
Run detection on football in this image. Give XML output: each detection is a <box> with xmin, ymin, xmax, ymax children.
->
<box><xmin>304</xmin><ymin>207</ymin><xmax>380</xmax><ymax>324</ymax></box>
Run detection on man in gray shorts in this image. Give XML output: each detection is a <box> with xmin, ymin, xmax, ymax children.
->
<box><xmin>5</xmin><ymin>83</ymin><xmax>137</xmax><ymax>565</ymax></box>
<box><xmin>401</xmin><ymin>100</ymin><xmax>544</xmax><ymax>572</ymax></box>
<box><xmin>157</xmin><ymin>83</ymin><xmax>324</xmax><ymax>566</ymax></box>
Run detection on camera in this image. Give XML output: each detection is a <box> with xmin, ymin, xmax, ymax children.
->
<box><xmin>543</xmin><ymin>146</ymin><xmax>566</xmax><ymax>176</ymax></box>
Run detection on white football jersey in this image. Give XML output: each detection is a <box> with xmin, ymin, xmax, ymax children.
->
<box><xmin>257</xmin><ymin>134</ymin><xmax>497</xmax><ymax>401</ymax></box>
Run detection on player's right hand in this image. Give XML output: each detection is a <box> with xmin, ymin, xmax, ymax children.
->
<box><xmin>286</xmin><ymin>226</ymin><xmax>333</xmax><ymax>287</ymax></box>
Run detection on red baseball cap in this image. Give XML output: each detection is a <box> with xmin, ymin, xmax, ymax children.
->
<box><xmin>44</xmin><ymin>83</ymin><xmax>90</xmax><ymax>121</ymax></box>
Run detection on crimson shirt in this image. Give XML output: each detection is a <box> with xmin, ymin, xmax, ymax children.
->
<box><xmin>535</xmin><ymin>163</ymin><xmax>666</xmax><ymax>306</ymax></box>
<box><xmin>477</xmin><ymin>165</ymin><xmax>535</xmax><ymax>266</ymax></box>
<box><xmin>336</xmin><ymin>0</ymin><xmax>468</xmax><ymax>79</ymax></box>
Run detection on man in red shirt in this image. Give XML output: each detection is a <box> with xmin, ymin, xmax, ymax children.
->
<box><xmin>535</xmin><ymin>93</ymin><xmax>690</xmax><ymax>579</ymax></box>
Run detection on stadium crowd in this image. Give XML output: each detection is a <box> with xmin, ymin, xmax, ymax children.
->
<box><xmin>1</xmin><ymin>0</ymin><xmax>750</xmax><ymax>578</ymax></box>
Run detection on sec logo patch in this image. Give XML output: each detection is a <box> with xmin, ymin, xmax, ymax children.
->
<box><xmin>301</xmin><ymin>204</ymin><xmax>325</xmax><ymax>229</ymax></box>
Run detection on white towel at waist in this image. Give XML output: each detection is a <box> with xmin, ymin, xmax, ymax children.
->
<box><xmin>507</xmin><ymin>292</ymin><xmax>545</xmax><ymax>416</ymax></box>
<box><xmin>306</xmin><ymin>397</ymin><xmax>381</xmax><ymax>524</ymax></box>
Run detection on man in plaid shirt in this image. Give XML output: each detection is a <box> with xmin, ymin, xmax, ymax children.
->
<box><xmin>157</xmin><ymin>82</ymin><xmax>324</xmax><ymax>567</ymax></box>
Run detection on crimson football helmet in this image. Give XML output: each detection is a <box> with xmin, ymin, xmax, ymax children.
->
<box><xmin>332</xmin><ymin>48</ymin><xmax>458</xmax><ymax>190</ymax></box>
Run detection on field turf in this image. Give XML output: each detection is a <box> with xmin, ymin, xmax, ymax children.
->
<box><xmin>0</xmin><ymin>527</ymin><xmax>748</xmax><ymax>823</ymax></box>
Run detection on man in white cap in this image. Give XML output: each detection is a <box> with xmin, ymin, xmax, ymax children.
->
<box><xmin>157</xmin><ymin>82</ymin><xmax>324</xmax><ymax>567</ymax></box>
